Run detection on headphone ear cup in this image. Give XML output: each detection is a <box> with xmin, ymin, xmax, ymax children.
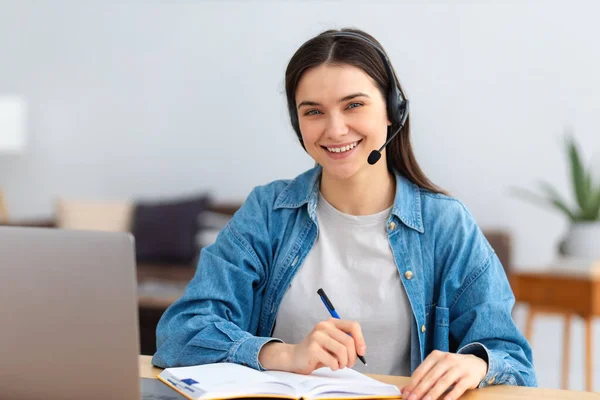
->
<box><xmin>387</xmin><ymin>86</ymin><xmax>403</xmax><ymax>127</ymax></box>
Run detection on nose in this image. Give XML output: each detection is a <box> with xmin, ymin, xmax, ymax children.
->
<box><xmin>324</xmin><ymin>112</ymin><xmax>349</xmax><ymax>139</ymax></box>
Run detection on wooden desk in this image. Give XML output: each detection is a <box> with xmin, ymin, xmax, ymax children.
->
<box><xmin>138</xmin><ymin>356</ymin><xmax>598</xmax><ymax>399</ymax></box>
<box><xmin>511</xmin><ymin>270</ymin><xmax>599</xmax><ymax>392</ymax></box>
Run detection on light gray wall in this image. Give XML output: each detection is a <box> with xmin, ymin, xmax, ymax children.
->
<box><xmin>2</xmin><ymin>1</ymin><xmax>600</xmax><ymax>390</ymax></box>
<box><xmin>1</xmin><ymin>1</ymin><xmax>600</xmax><ymax>270</ymax></box>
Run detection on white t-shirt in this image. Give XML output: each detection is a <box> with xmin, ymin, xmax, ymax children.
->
<box><xmin>272</xmin><ymin>193</ymin><xmax>412</xmax><ymax>376</ymax></box>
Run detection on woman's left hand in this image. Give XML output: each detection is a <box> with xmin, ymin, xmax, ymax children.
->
<box><xmin>401</xmin><ymin>350</ymin><xmax>488</xmax><ymax>400</ymax></box>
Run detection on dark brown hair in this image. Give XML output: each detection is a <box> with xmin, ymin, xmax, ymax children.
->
<box><xmin>285</xmin><ymin>28</ymin><xmax>447</xmax><ymax>195</ymax></box>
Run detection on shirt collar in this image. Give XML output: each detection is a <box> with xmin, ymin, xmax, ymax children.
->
<box><xmin>274</xmin><ymin>165</ymin><xmax>424</xmax><ymax>233</ymax></box>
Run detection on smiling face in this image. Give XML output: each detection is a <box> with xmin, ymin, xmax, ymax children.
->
<box><xmin>295</xmin><ymin>63</ymin><xmax>391</xmax><ymax>181</ymax></box>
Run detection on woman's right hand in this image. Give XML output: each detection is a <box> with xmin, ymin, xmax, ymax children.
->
<box><xmin>259</xmin><ymin>318</ymin><xmax>366</xmax><ymax>374</ymax></box>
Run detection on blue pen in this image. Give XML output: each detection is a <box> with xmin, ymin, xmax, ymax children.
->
<box><xmin>317</xmin><ymin>288</ymin><xmax>367</xmax><ymax>366</ymax></box>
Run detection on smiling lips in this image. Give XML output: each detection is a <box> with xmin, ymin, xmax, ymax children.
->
<box><xmin>323</xmin><ymin>140</ymin><xmax>362</xmax><ymax>153</ymax></box>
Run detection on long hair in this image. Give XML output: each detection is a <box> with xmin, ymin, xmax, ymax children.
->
<box><xmin>285</xmin><ymin>28</ymin><xmax>447</xmax><ymax>195</ymax></box>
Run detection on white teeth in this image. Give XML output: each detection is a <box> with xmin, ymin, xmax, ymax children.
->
<box><xmin>326</xmin><ymin>141</ymin><xmax>359</xmax><ymax>153</ymax></box>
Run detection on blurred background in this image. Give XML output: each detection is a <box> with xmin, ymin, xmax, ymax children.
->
<box><xmin>1</xmin><ymin>0</ymin><xmax>599</xmax><ymax>392</ymax></box>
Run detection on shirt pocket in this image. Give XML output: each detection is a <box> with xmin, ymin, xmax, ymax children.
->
<box><xmin>433</xmin><ymin>306</ymin><xmax>449</xmax><ymax>352</ymax></box>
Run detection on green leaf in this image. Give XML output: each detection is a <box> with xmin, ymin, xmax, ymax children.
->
<box><xmin>580</xmin><ymin>184</ymin><xmax>597</xmax><ymax>220</ymax></box>
<box><xmin>509</xmin><ymin>185</ymin><xmax>576</xmax><ymax>221</ymax></box>
<box><xmin>585</xmin><ymin>184</ymin><xmax>600</xmax><ymax>220</ymax></box>
<box><xmin>537</xmin><ymin>181</ymin><xmax>577</xmax><ymax>221</ymax></box>
<box><xmin>585</xmin><ymin>172</ymin><xmax>592</xmax><ymax>205</ymax></box>
<box><xmin>567</xmin><ymin>136</ymin><xmax>591</xmax><ymax>213</ymax></box>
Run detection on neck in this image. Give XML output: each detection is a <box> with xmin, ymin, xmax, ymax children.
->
<box><xmin>320</xmin><ymin>162</ymin><xmax>396</xmax><ymax>216</ymax></box>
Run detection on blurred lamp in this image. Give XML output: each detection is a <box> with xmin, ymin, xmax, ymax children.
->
<box><xmin>0</xmin><ymin>96</ymin><xmax>27</xmax><ymax>223</ymax></box>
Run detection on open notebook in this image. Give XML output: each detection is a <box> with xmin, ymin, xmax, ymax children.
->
<box><xmin>157</xmin><ymin>362</ymin><xmax>402</xmax><ymax>400</ymax></box>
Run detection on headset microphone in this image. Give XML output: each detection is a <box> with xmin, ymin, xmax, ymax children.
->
<box><xmin>367</xmin><ymin>149</ymin><xmax>382</xmax><ymax>166</ymax></box>
<box><xmin>367</xmin><ymin>100</ymin><xmax>409</xmax><ymax>165</ymax></box>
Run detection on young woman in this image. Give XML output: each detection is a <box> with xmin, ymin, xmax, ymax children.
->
<box><xmin>153</xmin><ymin>28</ymin><xmax>537</xmax><ymax>400</ymax></box>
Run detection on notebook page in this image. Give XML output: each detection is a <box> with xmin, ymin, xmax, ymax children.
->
<box><xmin>265</xmin><ymin>368</ymin><xmax>400</xmax><ymax>398</ymax></box>
<box><xmin>161</xmin><ymin>363</ymin><xmax>297</xmax><ymax>398</ymax></box>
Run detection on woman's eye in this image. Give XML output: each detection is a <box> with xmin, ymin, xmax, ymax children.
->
<box><xmin>304</xmin><ymin>109</ymin><xmax>322</xmax><ymax>116</ymax></box>
<box><xmin>347</xmin><ymin>102</ymin><xmax>363</xmax><ymax>109</ymax></box>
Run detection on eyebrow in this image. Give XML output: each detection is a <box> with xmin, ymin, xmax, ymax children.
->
<box><xmin>296</xmin><ymin>92</ymin><xmax>370</xmax><ymax>109</ymax></box>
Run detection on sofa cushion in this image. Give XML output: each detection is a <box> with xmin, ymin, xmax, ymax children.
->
<box><xmin>132</xmin><ymin>194</ymin><xmax>211</xmax><ymax>264</ymax></box>
<box><xmin>56</xmin><ymin>198</ymin><xmax>133</xmax><ymax>232</ymax></box>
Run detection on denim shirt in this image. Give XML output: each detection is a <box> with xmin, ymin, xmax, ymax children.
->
<box><xmin>153</xmin><ymin>166</ymin><xmax>537</xmax><ymax>388</ymax></box>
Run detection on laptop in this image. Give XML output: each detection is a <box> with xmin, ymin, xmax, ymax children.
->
<box><xmin>0</xmin><ymin>226</ymin><xmax>182</xmax><ymax>399</ymax></box>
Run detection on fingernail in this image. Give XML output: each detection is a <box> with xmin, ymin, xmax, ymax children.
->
<box><xmin>403</xmin><ymin>391</ymin><xmax>410</xmax><ymax>398</ymax></box>
<box><xmin>424</xmin><ymin>396</ymin><xmax>432</xmax><ymax>400</ymax></box>
<box><xmin>408</xmin><ymin>394</ymin><xmax>417</xmax><ymax>400</ymax></box>
<box><xmin>359</xmin><ymin>345</ymin><xmax>366</xmax><ymax>354</ymax></box>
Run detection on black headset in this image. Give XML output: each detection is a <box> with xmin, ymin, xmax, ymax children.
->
<box><xmin>289</xmin><ymin>31</ymin><xmax>410</xmax><ymax>165</ymax></box>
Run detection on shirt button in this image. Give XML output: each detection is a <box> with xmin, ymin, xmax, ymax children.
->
<box><xmin>487</xmin><ymin>376</ymin><xmax>495</xmax><ymax>384</ymax></box>
<box><xmin>421</xmin><ymin>324</ymin><xmax>426</xmax><ymax>333</ymax></box>
<box><xmin>389</xmin><ymin>222</ymin><xmax>396</xmax><ymax>231</ymax></box>
<box><xmin>404</xmin><ymin>271</ymin><xmax>413</xmax><ymax>280</ymax></box>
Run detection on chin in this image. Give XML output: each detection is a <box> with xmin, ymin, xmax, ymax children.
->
<box><xmin>321</xmin><ymin>162</ymin><xmax>362</xmax><ymax>181</ymax></box>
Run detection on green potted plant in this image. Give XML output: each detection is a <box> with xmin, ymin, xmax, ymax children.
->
<box><xmin>512</xmin><ymin>134</ymin><xmax>600</xmax><ymax>260</ymax></box>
